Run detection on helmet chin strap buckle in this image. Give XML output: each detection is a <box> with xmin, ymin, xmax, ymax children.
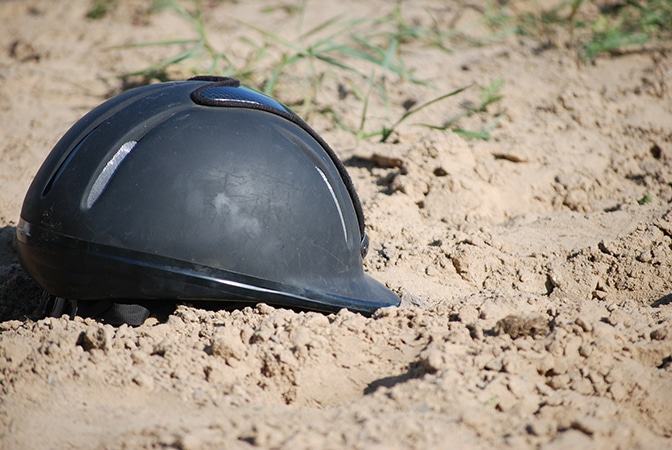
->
<box><xmin>37</xmin><ymin>292</ymin><xmax>78</xmax><ymax>319</ymax></box>
<box><xmin>37</xmin><ymin>292</ymin><xmax>150</xmax><ymax>326</ymax></box>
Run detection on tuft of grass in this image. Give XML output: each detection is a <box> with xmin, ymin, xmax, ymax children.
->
<box><xmin>638</xmin><ymin>194</ymin><xmax>653</xmax><ymax>205</ymax></box>
<box><xmin>452</xmin><ymin>114</ymin><xmax>503</xmax><ymax>140</ymax></box>
<box><xmin>118</xmin><ymin>1</ymin><xmax>428</xmax><ymax>93</ymax></box>
<box><xmin>239</xmin><ymin>16</ymin><xmax>374</xmax><ymax>95</ymax></box>
<box><xmin>115</xmin><ymin>1</ymin><xmax>511</xmax><ymax>142</ymax></box>
<box><xmin>87</xmin><ymin>0</ymin><xmax>117</xmax><ymax>19</ymax></box>
<box><xmin>106</xmin><ymin>0</ymin><xmax>672</xmax><ymax>147</ymax></box>
<box><xmin>117</xmin><ymin>1</ymin><xmax>447</xmax><ymax>128</ymax></box>
<box><xmin>501</xmin><ymin>0</ymin><xmax>672</xmax><ymax>61</ymax></box>
<box><xmin>117</xmin><ymin>0</ymin><xmax>245</xmax><ymax>83</ymax></box>
<box><xmin>475</xmin><ymin>78</ymin><xmax>504</xmax><ymax>112</ymax></box>
<box><xmin>579</xmin><ymin>0</ymin><xmax>672</xmax><ymax>60</ymax></box>
<box><xmin>379</xmin><ymin>85</ymin><xmax>472</xmax><ymax>143</ymax></box>
<box><xmin>430</xmin><ymin>79</ymin><xmax>506</xmax><ymax>141</ymax></box>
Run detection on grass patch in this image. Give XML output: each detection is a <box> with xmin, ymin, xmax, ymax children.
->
<box><xmin>379</xmin><ymin>85</ymin><xmax>472</xmax><ymax>143</ymax></box>
<box><xmin>428</xmin><ymin>79</ymin><xmax>506</xmax><ymax>141</ymax></box>
<box><xmin>579</xmin><ymin>0</ymin><xmax>672</xmax><ymax>60</ymax></box>
<box><xmin>117</xmin><ymin>0</ymin><xmax>242</xmax><ymax>83</ymax></box>
<box><xmin>110</xmin><ymin>0</ymin><xmax>670</xmax><ymax>142</ymax></box>
<box><xmin>87</xmin><ymin>0</ymin><xmax>118</xmax><ymax>19</ymax></box>
<box><xmin>122</xmin><ymin>1</ymin><xmax>426</xmax><ymax>94</ymax></box>
<box><xmin>638</xmin><ymin>193</ymin><xmax>653</xmax><ymax>205</ymax></box>
<box><xmin>502</xmin><ymin>0</ymin><xmax>672</xmax><ymax>60</ymax></box>
<box><xmin>450</xmin><ymin>0</ymin><xmax>671</xmax><ymax>60</ymax></box>
<box><xmin>117</xmin><ymin>0</ymin><xmax>464</xmax><ymax>139</ymax></box>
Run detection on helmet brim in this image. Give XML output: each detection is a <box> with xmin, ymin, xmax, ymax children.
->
<box><xmin>17</xmin><ymin>220</ymin><xmax>400</xmax><ymax>315</ymax></box>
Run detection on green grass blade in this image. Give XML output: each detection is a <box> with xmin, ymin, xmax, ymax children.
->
<box><xmin>452</xmin><ymin>128</ymin><xmax>493</xmax><ymax>140</ymax></box>
<box><xmin>478</xmin><ymin>78</ymin><xmax>505</xmax><ymax>111</ymax></box>
<box><xmin>299</xmin><ymin>15</ymin><xmax>345</xmax><ymax>40</ymax></box>
<box><xmin>380</xmin><ymin>85</ymin><xmax>471</xmax><ymax>142</ymax></box>
<box><xmin>112</xmin><ymin>38</ymin><xmax>200</xmax><ymax>49</ymax></box>
<box><xmin>237</xmin><ymin>19</ymin><xmax>304</xmax><ymax>54</ymax></box>
<box><xmin>583</xmin><ymin>30</ymin><xmax>649</xmax><ymax>60</ymax></box>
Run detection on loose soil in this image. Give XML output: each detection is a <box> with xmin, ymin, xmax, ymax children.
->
<box><xmin>1</xmin><ymin>1</ymin><xmax>671</xmax><ymax>448</ymax></box>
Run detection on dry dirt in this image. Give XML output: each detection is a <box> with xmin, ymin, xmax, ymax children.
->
<box><xmin>1</xmin><ymin>0</ymin><xmax>672</xmax><ymax>449</ymax></box>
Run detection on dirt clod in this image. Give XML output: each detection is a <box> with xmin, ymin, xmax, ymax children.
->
<box><xmin>494</xmin><ymin>314</ymin><xmax>550</xmax><ymax>339</ymax></box>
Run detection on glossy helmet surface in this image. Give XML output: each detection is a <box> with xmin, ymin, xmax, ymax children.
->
<box><xmin>16</xmin><ymin>76</ymin><xmax>399</xmax><ymax>314</ymax></box>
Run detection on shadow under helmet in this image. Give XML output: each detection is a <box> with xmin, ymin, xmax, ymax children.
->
<box><xmin>16</xmin><ymin>76</ymin><xmax>399</xmax><ymax>320</ymax></box>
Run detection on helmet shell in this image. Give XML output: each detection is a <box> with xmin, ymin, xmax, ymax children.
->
<box><xmin>17</xmin><ymin>78</ymin><xmax>399</xmax><ymax>314</ymax></box>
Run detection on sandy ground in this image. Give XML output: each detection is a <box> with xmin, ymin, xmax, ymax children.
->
<box><xmin>1</xmin><ymin>0</ymin><xmax>672</xmax><ymax>448</ymax></box>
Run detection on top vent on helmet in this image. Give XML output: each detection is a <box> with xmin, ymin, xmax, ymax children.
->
<box><xmin>189</xmin><ymin>76</ymin><xmax>291</xmax><ymax>114</ymax></box>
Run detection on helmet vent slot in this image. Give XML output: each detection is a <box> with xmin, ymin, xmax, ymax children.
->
<box><xmin>86</xmin><ymin>140</ymin><xmax>137</xmax><ymax>209</ymax></box>
<box><xmin>41</xmin><ymin>133</ymin><xmax>93</xmax><ymax>197</ymax></box>
<box><xmin>191</xmin><ymin>82</ymin><xmax>289</xmax><ymax>114</ymax></box>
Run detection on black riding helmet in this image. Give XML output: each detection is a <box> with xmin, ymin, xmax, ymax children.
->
<box><xmin>16</xmin><ymin>76</ymin><xmax>399</xmax><ymax>321</ymax></box>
